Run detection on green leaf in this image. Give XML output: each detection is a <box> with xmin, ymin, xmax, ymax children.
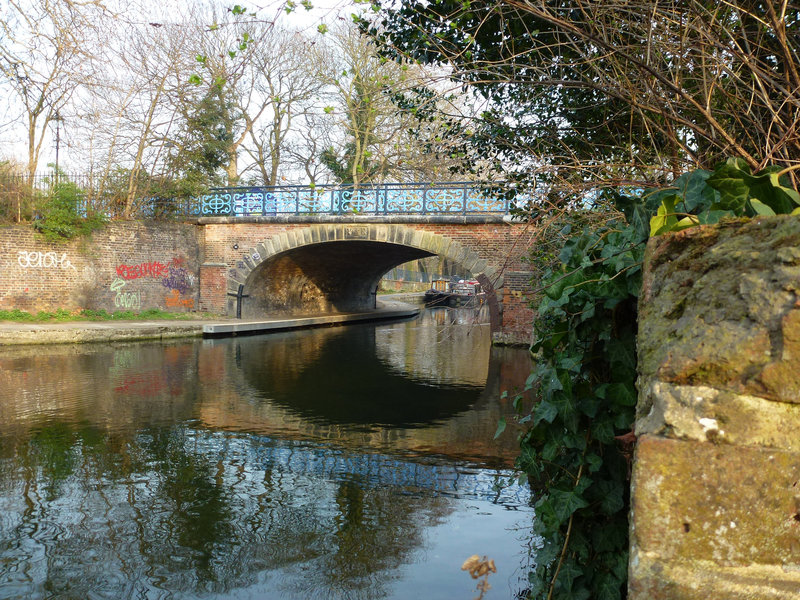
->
<box><xmin>591</xmin><ymin>416</ymin><xmax>616</xmax><ymax>444</ymax></box>
<box><xmin>594</xmin><ymin>479</ymin><xmax>625</xmax><ymax>515</ymax></box>
<box><xmin>676</xmin><ymin>169</ymin><xmax>716</xmax><ymax>212</ymax></box>
<box><xmin>696</xmin><ymin>209</ymin><xmax>734</xmax><ymax>225</ymax></box>
<box><xmin>607</xmin><ymin>382</ymin><xmax>637</xmax><ymax>406</ymax></box>
<box><xmin>553</xmin><ymin>559</ymin><xmax>584</xmax><ymax>593</ymax></box>
<box><xmin>706</xmin><ymin>158</ymin><xmax>750</xmax><ymax>213</ymax></box>
<box><xmin>317</xmin><ymin>23</ymin><xmax>328</xmax><ymax>34</ymax></box>
<box><xmin>595</xmin><ymin>573</ymin><xmax>623</xmax><ymax>600</ymax></box>
<box><xmin>649</xmin><ymin>196</ymin><xmax>678</xmax><ymax>236</ymax></box>
<box><xmin>745</xmin><ymin>170</ymin><xmax>800</xmax><ymax>214</ymax></box>
<box><xmin>749</xmin><ymin>198</ymin><xmax>776</xmax><ymax>216</ymax></box>
<box><xmin>586</xmin><ymin>452</ymin><xmax>603</xmax><ymax>472</ymax></box>
<box><xmin>550</xmin><ymin>488</ymin><xmax>590</xmax><ymax>522</ymax></box>
<box><xmin>533</xmin><ymin>400</ymin><xmax>558</xmax><ymax>426</ymax></box>
<box><xmin>493</xmin><ymin>417</ymin><xmax>506</xmax><ymax>439</ymax></box>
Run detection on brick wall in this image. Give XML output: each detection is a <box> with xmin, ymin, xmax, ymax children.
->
<box><xmin>0</xmin><ymin>219</ymin><xmax>536</xmax><ymax>342</ymax></box>
<box><xmin>0</xmin><ymin>223</ymin><xmax>201</xmax><ymax>314</ymax></box>
<box><xmin>199</xmin><ymin>220</ymin><xmax>535</xmax><ymax>343</ymax></box>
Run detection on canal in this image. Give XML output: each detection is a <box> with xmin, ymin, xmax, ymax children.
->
<box><xmin>0</xmin><ymin>307</ymin><xmax>534</xmax><ymax>599</ymax></box>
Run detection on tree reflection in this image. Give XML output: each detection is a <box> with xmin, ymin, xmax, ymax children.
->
<box><xmin>0</xmin><ymin>422</ymin><xmax>458</xmax><ymax>599</ymax></box>
<box><xmin>0</xmin><ymin>318</ymin><xmax>533</xmax><ymax>599</ymax></box>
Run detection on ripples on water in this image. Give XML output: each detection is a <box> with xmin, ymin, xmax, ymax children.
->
<box><xmin>0</xmin><ymin>308</ymin><xmax>534</xmax><ymax>599</ymax></box>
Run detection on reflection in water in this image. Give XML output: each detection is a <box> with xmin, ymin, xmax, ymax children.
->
<box><xmin>0</xmin><ymin>307</ymin><xmax>534</xmax><ymax>600</ymax></box>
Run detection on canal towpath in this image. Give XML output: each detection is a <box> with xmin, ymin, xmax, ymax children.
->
<box><xmin>0</xmin><ymin>299</ymin><xmax>421</xmax><ymax>346</ymax></box>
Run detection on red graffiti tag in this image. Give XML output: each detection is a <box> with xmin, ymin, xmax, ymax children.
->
<box><xmin>116</xmin><ymin>261</ymin><xmax>170</xmax><ymax>280</ymax></box>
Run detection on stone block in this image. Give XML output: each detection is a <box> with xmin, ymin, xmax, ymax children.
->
<box><xmin>636</xmin><ymin>381</ymin><xmax>800</xmax><ymax>451</ymax></box>
<box><xmin>638</xmin><ymin>217</ymin><xmax>800</xmax><ymax>404</ymax></box>
<box><xmin>629</xmin><ymin>435</ymin><xmax>800</xmax><ymax>599</ymax></box>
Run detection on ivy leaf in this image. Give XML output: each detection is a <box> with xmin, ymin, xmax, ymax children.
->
<box><xmin>550</xmin><ymin>488</ymin><xmax>590</xmax><ymax>523</ymax></box>
<box><xmin>553</xmin><ymin>559</ymin><xmax>584</xmax><ymax>593</ymax></box>
<box><xmin>493</xmin><ymin>417</ymin><xmax>506</xmax><ymax>439</ymax></box>
<box><xmin>594</xmin><ymin>479</ymin><xmax>625</xmax><ymax>515</ymax></box>
<box><xmin>745</xmin><ymin>170</ymin><xmax>800</xmax><ymax>214</ymax></box>
<box><xmin>706</xmin><ymin>158</ymin><xmax>751</xmax><ymax>212</ymax></box>
<box><xmin>696</xmin><ymin>209</ymin><xmax>734</xmax><ymax>225</ymax></box>
<box><xmin>591</xmin><ymin>416</ymin><xmax>616</xmax><ymax>444</ymax></box>
<box><xmin>533</xmin><ymin>400</ymin><xmax>558</xmax><ymax>426</ymax></box>
<box><xmin>749</xmin><ymin>198</ymin><xmax>776</xmax><ymax>216</ymax></box>
<box><xmin>607</xmin><ymin>382</ymin><xmax>637</xmax><ymax>406</ymax></box>
<box><xmin>649</xmin><ymin>195</ymin><xmax>678</xmax><ymax>236</ymax></box>
<box><xmin>675</xmin><ymin>168</ymin><xmax>715</xmax><ymax>212</ymax></box>
<box><xmin>595</xmin><ymin>572</ymin><xmax>624</xmax><ymax>600</ymax></box>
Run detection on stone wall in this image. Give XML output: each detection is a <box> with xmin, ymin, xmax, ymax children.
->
<box><xmin>0</xmin><ymin>223</ymin><xmax>201</xmax><ymax>314</ymax></box>
<box><xmin>630</xmin><ymin>216</ymin><xmax>800</xmax><ymax>598</ymax></box>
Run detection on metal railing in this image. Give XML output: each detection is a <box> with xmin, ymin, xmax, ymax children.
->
<box><xmin>1</xmin><ymin>173</ymin><xmax>522</xmax><ymax>220</ymax></box>
<box><xmin>189</xmin><ymin>182</ymin><xmax>513</xmax><ymax>217</ymax></box>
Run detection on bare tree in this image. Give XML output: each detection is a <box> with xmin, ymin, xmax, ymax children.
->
<box><xmin>0</xmin><ymin>0</ymin><xmax>105</xmax><ymax>181</ymax></box>
<box><xmin>314</xmin><ymin>23</ymin><xmax>481</xmax><ymax>185</ymax></box>
<box><xmin>240</xmin><ymin>27</ymin><xmax>324</xmax><ymax>185</ymax></box>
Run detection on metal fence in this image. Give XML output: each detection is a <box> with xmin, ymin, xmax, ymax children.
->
<box><xmin>188</xmin><ymin>182</ymin><xmax>513</xmax><ymax>217</ymax></box>
<box><xmin>1</xmin><ymin>173</ymin><xmax>519</xmax><ymax>220</ymax></box>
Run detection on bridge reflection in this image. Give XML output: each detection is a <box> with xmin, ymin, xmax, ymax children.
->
<box><xmin>0</xmin><ymin>311</ymin><xmax>534</xmax><ymax>599</ymax></box>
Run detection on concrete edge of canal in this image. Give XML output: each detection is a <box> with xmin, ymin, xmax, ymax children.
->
<box><xmin>0</xmin><ymin>301</ymin><xmax>421</xmax><ymax>346</ymax></box>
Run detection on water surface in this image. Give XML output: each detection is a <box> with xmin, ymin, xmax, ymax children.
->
<box><xmin>0</xmin><ymin>307</ymin><xmax>534</xmax><ymax>599</ymax></box>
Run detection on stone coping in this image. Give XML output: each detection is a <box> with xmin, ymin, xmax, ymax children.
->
<box><xmin>0</xmin><ymin>302</ymin><xmax>420</xmax><ymax>346</ymax></box>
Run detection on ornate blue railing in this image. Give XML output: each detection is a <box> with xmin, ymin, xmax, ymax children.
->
<box><xmin>184</xmin><ymin>182</ymin><xmax>514</xmax><ymax>217</ymax></box>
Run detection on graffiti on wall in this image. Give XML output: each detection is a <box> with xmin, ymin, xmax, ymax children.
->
<box><xmin>110</xmin><ymin>277</ymin><xmax>141</xmax><ymax>310</ymax></box>
<box><xmin>17</xmin><ymin>251</ymin><xmax>76</xmax><ymax>270</ymax></box>
<box><xmin>162</xmin><ymin>265</ymin><xmax>195</xmax><ymax>294</ymax></box>
<box><xmin>111</xmin><ymin>256</ymin><xmax>195</xmax><ymax>311</ymax></box>
<box><xmin>116</xmin><ymin>261</ymin><xmax>170</xmax><ymax>280</ymax></box>
<box><xmin>165</xmin><ymin>289</ymin><xmax>194</xmax><ymax>309</ymax></box>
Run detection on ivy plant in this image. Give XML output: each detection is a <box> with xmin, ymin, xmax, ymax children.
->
<box><xmin>649</xmin><ymin>158</ymin><xmax>800</xmax><ymax>235</ymax></box>
<box><xmin>515</xmin><ymin>158</ymin><xmax>800</xmax><ymax>599</ymax></box>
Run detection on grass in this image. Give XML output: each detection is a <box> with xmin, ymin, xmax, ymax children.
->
<box><xmin>0</xmin><ymin>308</ymin><xmax>219</xmax><ymax>323</ymax></box>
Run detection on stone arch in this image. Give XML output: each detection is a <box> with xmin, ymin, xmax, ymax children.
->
<box><xmin>226</xmin><ymin>223</ymin><xmax>504</xmax><ymax>329</ymax></box>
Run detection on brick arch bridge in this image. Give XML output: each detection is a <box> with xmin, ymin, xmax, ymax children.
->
<box><xmin>196</xmin><ymin>217</ymin><xmax>536</xmax><ymax>344</ymax></box>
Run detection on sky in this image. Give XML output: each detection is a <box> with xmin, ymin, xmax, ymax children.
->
<box><xmin>0</xmin><ymin>0</ymin><xmax>359</xmax><ymax>173</ymax></box>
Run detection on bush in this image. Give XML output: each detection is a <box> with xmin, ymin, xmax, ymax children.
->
<box><xmin>34</xmin><ymin>178</ymin><xmax>105</xmax><ymax>241</ymax></box>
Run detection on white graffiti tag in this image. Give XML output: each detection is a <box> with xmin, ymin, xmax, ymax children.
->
<box><xmin>17</xmin><ymin>251</ymin><xmax>76</xmax><ymax>270</ymax></box>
